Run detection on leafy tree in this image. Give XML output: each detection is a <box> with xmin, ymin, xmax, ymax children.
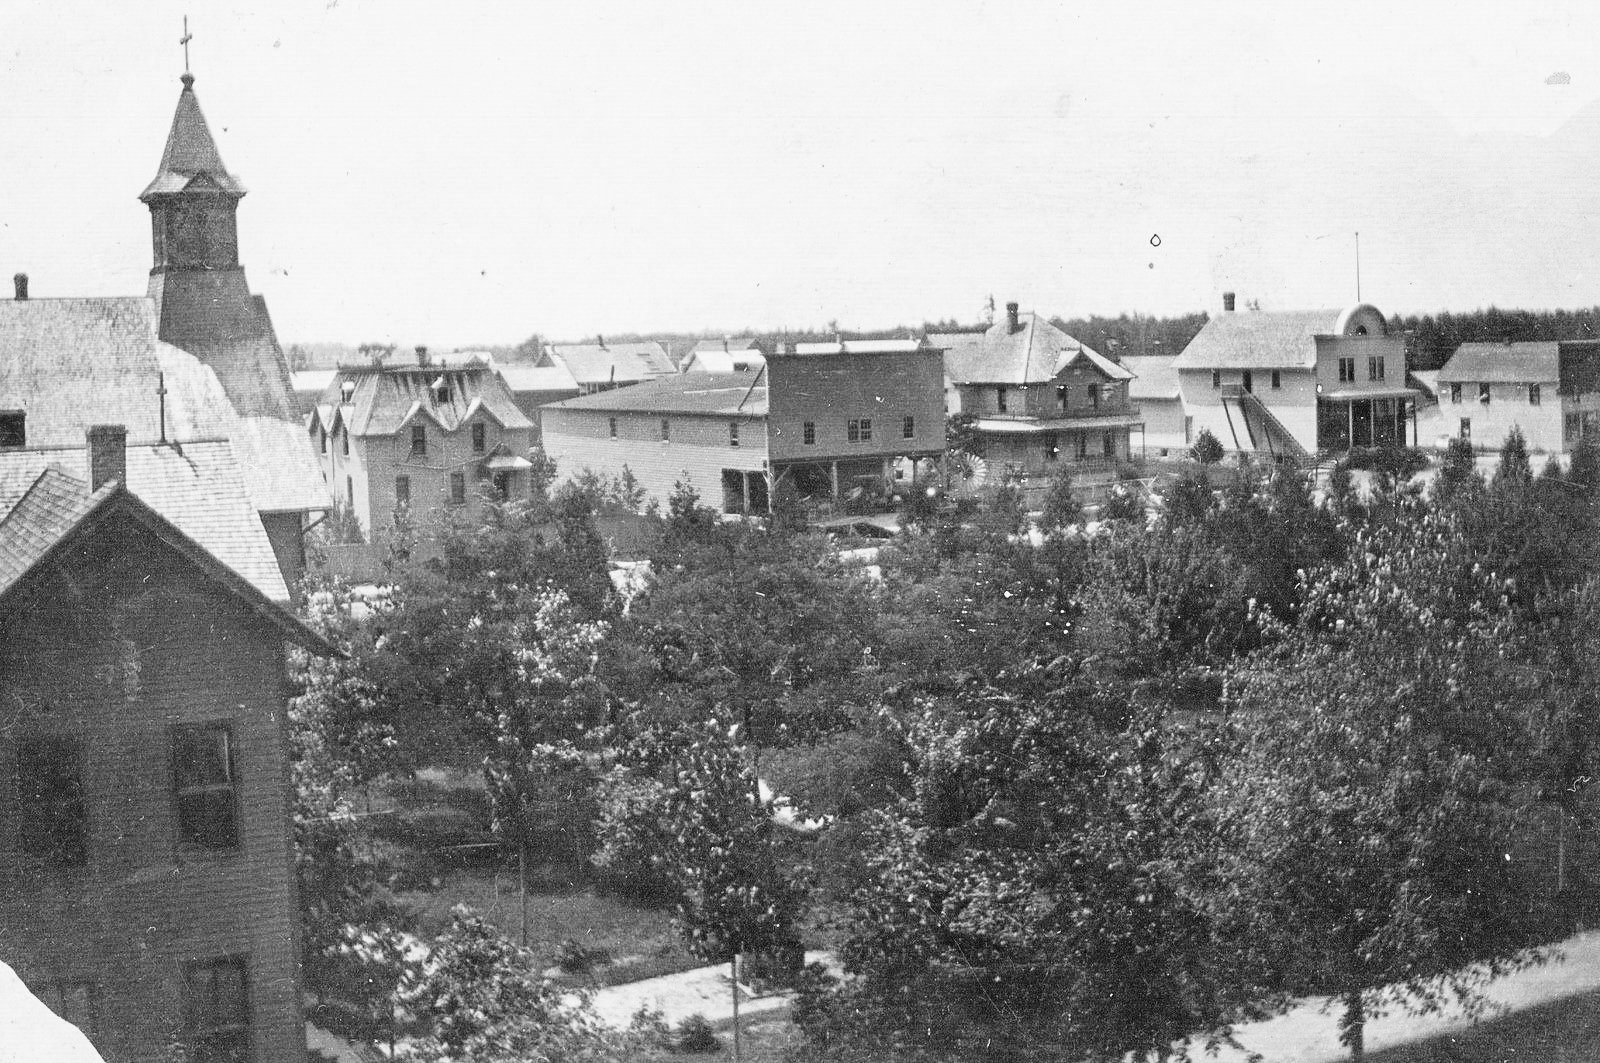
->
<box><xmin>1189</xmin><ymin>427</ymin><xmax>1224</xmax><ymax>465</ymax></box>
<box><xmin>1434</xmin><ymin>434</ymin><xmax>1479</xmax><ymax>502</ymax></box>
<box><xmin>1098</xmin><ymin>483</ymin><xmax>1145</xmax><ymax>523</ymax></box>
<box><xmin>1039</xmin><ymin>463</ymin><xmax>1082</xmax><ymax>530</ymax></box>
<box><xmin>1162</xmin><ymin>468</ymin><xmax>1214</xmax><ymax>526</ymax></box>
<box><xmin>1495</xmin><ymin>425</ymin><xmax>1532</xmax><ymax>486</ymax></box>
<box><xmin>1210</xmin><ymin>503</ymin><xmax>1557</xmax><ymax>1061</ymax></box>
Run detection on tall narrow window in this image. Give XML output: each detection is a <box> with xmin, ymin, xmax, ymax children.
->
<box><xmin>729</xmin><ymin>422</ymin><xmax>740</xmax><ymax>447</ymax></box>
<box><xmin>346</xmin><ymin>476</ymin><xmax>353</xmax><ymax>507</ymax></box>
<box><xmin>847</xmin><ymin>420</ymin><xmax>861</xmax><ymax>443</ymax></box>
<box><xmin>410</xmin><ymin>425</ymin><xmax>427</xmax><ymax>458</ymax></box>
<box><xmin>1530</xmin><ymin>384</ymin><xmax>1542</xmax><ymax>406</ymax></box>
<box><xmin>1271</xmin><ymin>370</ymin><xmax>1281</xmax><ymax>390</ymax></box>
<box><xmin>395</xmin><ymin>475</ymin><xmax>410</xmax><ymax>506</ymax></box>
<box><xmin>172</xmin><ymin>724</ymin><xmax>239</xmax><ymax>850</ymax></box>
<box><xmin>1103</xmin><ymin>433</ymin><xmax>1116</xmax><ymax>458</ymax></box>
<box><xmin>185</xmin><ymin>957</ymin><xmax>250</xmax><ymax>1063</ymax></box>
<box><xmin>859</xmin><ymin>419</ymin><xmax>873</xmax><ymax>442</ymax></box>
<box><xmin>471</xmin><ymin>422</ymin><xmax>486</xmax><ymax>454</ymax></box>
<box><xmin>1338</xmin><ymin>358</ymin><xmax>1356</xmax><ymax>383</ymax></box>
<box><xmin>1460</xmin><ymin>418</ymin><xmax>1472</xmax><ymax>443</ymax></box>
<box><xmin>1089</xmin><ymin>383</ymin><xmax>1102</xmax><ymax>408</ymax></box>
<box><xmin>608</xmin><ymin>417</ymin><xmax>618</xmax><ymax>439</ymax></box>
<box><xmin>449</xmin><ymin>472</ymin><xmax>466</xmax><ymax>505</ymax></box>
<box><xmin>0</xmin><ymin>410</ymin><xmax>25</xmax><ymax>448</ymax></box>
<box><xmin>1241</xmin><ymin>372</ymin><xmax>1252</xmax><ymax>394</ymax></box>
<box><xmin>1566</xmin><ymin>412</ymin><xmax>1581</xmax><ymax>444</ymax></box>
<box><xmin>1450</xmin><ymin>382</ymin><xmax>1462</xmax><ymax>403</ymax></box>
<box><xmin>319</xmin><ymin>427</ymin><xmax>327</xmax><ymax>454</ymax></box>
<box><xmin>1211</xmin><ymin>370</ymin><xmax>1221</xmax><ymax>389</ymax></box>
<box><xmin>1479</xmin><ymin>383</ymin><xmax>1491</xmax><ymax>404</ymax></box>
<box><xmin>996</xmin><ymin>387</ymin><xmax>1008</xmax><ymax>412</ymax></box>
<box><xmin>1368</xmin><ymin>356</ymin><xmax>1385</xmax><ymax>381</ymax></box>
<box><xmin>902</xmin><ymin>415</ymin><xmax>915</xmax><ymax>439</ymax></box>
<box><xmin>1057</xmin><ymin>385</ymin><xmax>1069</xmax><ymax>412</ymax></box>
<box><xmin>1044</xmin><ymin>434</ymin><xmax>1057</xmax><ymax>461</ymax></box>
<box><xmin>1076</xmin><ymin>434</ymin><xmax>1088</xmax><ymax>459</ymax></box>
<box><xmin>341</xmin><ymin>428</ymin><xmax>349</xmax><ymax>456</ymax></box>
<box><xmin>18</xmin><ymin>735</ymin><xmax>87</xmax><ymax>866</ymax></box>
<box><xmin>803</xmin><ymin>421</ymin><xmax>815</xmax><ymax>445</ymax></box>
<box><xmin>660</xmin><ymin>418</ymin><xmax>671</xmax><ymax>442</ymax></box>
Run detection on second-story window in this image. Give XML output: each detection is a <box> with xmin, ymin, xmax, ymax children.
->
<box><xmin>1057</xmin><ymin>385</ymin><xmax>1069</xmax><ymax>411</ymax></box>
<box><xmin>1271</xmin><ymin>370</ymin><xmax>1282</xmax><ymax>389</ymax></box>
<box><xmin>1368</xmin><ymin>356</ymin><xmax>1385</xmax><ymax>381</ymax></box>
<box><xmin>803</xmin><ymin>421</ymin><xmax>815</xmax><ymax>445</ymax></box>
<box><xmin>319</xmin><ymin>427</ymin><xmax>327</xmax><ymax>454</ymax></box>
<box><xmin>729</xmin><ymin>422</ymin><xmax>740</xmax><ymax>448</ymax></box>
<box><xmin>1211</xmin><ymin>370</ymin><xmax>1221</xmax><ymax>389</ymax></box>
<box><xmin>1089</xmin><ymin>383</ymin><xmax>1102</xmax><ymax>408</ymax></box>
<box><xmin>341</xmin><ymin>428</ymin><xmax>350</xmax><ymax>456</ymax></box>
<box><xmin>172</xmin><ymin>724</ymin><xmax>239</xmax><ymax>850</ymax></box>
<box><xmin>847</xmin><ymin>420</ymin><xmax>860</xmax><ymax>443</ymax></box>
<box><xmin>395</xmin><ymin>475</ymin><xmax>410</xmax><ymax>506</ymax></box>
<box><xmin>410</xmin><ymin>425</ymin><xmax>427</xmax><ymax>458</ymax></box>
<box><xmin>18</xmin><ymin>735</ymin><xmax>87</xmax><ymax>866</ymax></box>
<box><xmin>1479</xmin><ymin>383</ymin><xmax>1492</xmax><ymax>404</ymax></box>
<box><xmin>1338</xmin><ymin>357</ymin><xmax>1356</xmax><ymax>383</ymax></box>
<box><xmin>1241</xmin><ymin>372</ymin><xmax>1252</xmax><ymax>394</ymax></box>
<box><xmin>1530</xmin><ymin>384</ymin><xmax>1542</xmax><ymax>406</ymax></box>
<box><xmin>902</xmin><ymin>415</ymin><xmax>915</xmax><ymax>439</ymax></box>
<box><xmin>996</xmin><ymin>387</ymin><xmax>1008</xmax><ymax>412</ymax></box>
<box><xmin>608</xmin><ymin>417</ymin><xmax>618</xmax><ymax>439</ymax></box>
<box><xmin>0</xmin><ymin>410</ymin><xmax>25</xmax><ymax>448</ymax></box>
<box><xmin>1450</xmin><ymin>382</ymin><xmax>1462</xmax><ymax>403</ymax></box>
<box><xmin>472</xmin><ymin>423</ymin><xmax>486</xmax><ymax>454</ymax></box>
<box><xmin>660</xmin><ymin>418</ymin><xmax>671</xmax><ymax>442</ymax></box>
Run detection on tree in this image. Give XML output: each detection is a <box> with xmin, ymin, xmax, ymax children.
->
<box><xmin>1162</xmin><ymin>468</ymin><xmax>1214</xmax><ymax>526</ymax></box>
<box><xmin>1495</xmin><ymin>426</ymin><xmax>1532</xmax><ymax>486</ymax></box>
<box><xmin>1038</xmin><ymin>463</ymin><xmax>1082</xmax><ymax>530</ymax></box>
<box><xmin>1189</xmin><ymin>427</ymin><xmax>1224</xmax><ymax>465</ymax></box>
<box><xmin>1210</xmin><ymin>503</ymin><xmax>1557</xmax><ymax>1061</ymax></box>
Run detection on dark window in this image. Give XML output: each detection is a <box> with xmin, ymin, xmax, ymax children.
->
<box><xmin>318</xmin><ymin>427</ymin><xmax>327</xmax><ymax>454</ymax></box>
<box><xmin>1104</xmin><ymin>433</ymin><xmax>1116</xmax><ymax>458</ymax></box>
<box><xmin>902</xmin><ymin>415</ymin><xmax>915</xmax><ymax>439</ymax></box>
<box><xmin>608</xmin><ymin>417</ymin><xmax>617</xmax><ymax>439</ymax></box>
<box><xmin>1450</xmin><ymin>382</ymin><xmax>1462</xmax><ymax>403</ymax></box>
<box><xmin>341</xmin><ymin>428</ymin><xmax>349</xmax><ymax>456</ymax></box>
<box><xmin>847</xmin><ymin>420</ymin><xmax>861</xmax><ymax>443</ymax></box>
<box><xmin>0</xmin><ymin>410</ymin><xmax>25</xmax><ymax>448</ymax></box>
<box><xmin>1241</xmin><ymin>372</ymin><xmax>1252</xmax><ymax>394</ymax></box>
<box><xmin>1057</xmin><ymin>385</ymin><xmax>1069</xmax><ymax>412</ymax></box>
<box><xmin>410</xmin><ymin>425</ymin><xmax>427</xmax><ymax>457</ymax></box>
<box><xmin>996</xmin><ymin>387</ymin><xmax>1008</xmax><ymax>412</ymax></box>
<box><xmin>17</xmin><ymin>736</ymin><xmax>87</xmax><ymax>866</ymax></box>
<box><xmin>1368</xmin><ymin>356</ymin><xmax>1385</xmax><ymax>381</ymax></box>
<box><xmin>1089</xmin><ymin>383</ymin><xmax>1102</xmax><ymax>407</ymax></box>
<box><xmin>172</xmin><ymin>725</ymin><xmax>238</xmax><ymax>850</ymax></box>
<box><xmin>660</xmin><ymin>419</ymin><xmax>671</xmax><ymax>442</ymax></box>
<box><xmin>859</xmin><ymin>418</ymin><xmax>873</xmax><ymax>442</ymax></box>
<box><xmin>35</xmin><ymin>980</ymin><xmax>96</xmax><ymax>1042</ymax></box>
<box><xmin>1460</xmin><ymin>418</ymin><xmax>1472</xmax><ymax>443</ymax></box>
<box><xmin>1567</xmin><ymin>412</ymin><xmax>1580</xmax><ymax>444</ymax></box>
<box><xmin>729</xmin><ymin>422</ymin><xmax>740</xmax><ymax>448</ymax></box>
<box><xmin>803</xmin><ymin>421</ymin><xmax>815</xmax><ymax>445</ymax></box>
<box><xmin>1271</xmin><ymin>370</ymin><xmax>1281</xmax><ymax>389</ymax></box>
<box><xmin>1211</xmin><ymin>370</ymin><xmax>1221</xmax><ymax>389</ymax></box>
<box><xmin>345</xmin><ymin>476</ymin><xmax>353</xmax><ymax>507</ymax></box>
<box><xmin>1479</xmin><ymin>383</ymin><xmax>1491</xmax><ymax>404</ymax></box>
<box><xmin>1076</xmin><ymin>434</ymin><xmax>1088</xmax><ymax>459</ymax></box>
<box><xmin>472</xmin><ymin>422</ymin><xmax>486</xmax><ymax>454</ymax></box>
<box><xmin>395</xmin><ymin>475</ymin><xmax>410</xmax><ymax>505</ymax></box>
<box><xmin>1530</xmin><ymin>384</ymin><xmax>1541</xmax><ymax>406</ymax></box>
<box><xmin>1338</xmin><ymin>357</ymin><xmax>1356</xmax><ymax>383</ymax></box>
<box><xmin>185</xmin><ymin>957</ymin><xmax>250</xmax><ymax>1063</ymax></box>
<box><xmin>1044</xmin><ymin>434</ymin><xmax>1057</xmax><ymax>461</ymax></box>
<box><xmin>450</xmin><ymin>472</ymin><xmax>466</xmax><ymax>505</ymax></box>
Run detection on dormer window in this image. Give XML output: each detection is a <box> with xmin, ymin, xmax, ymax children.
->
<box><xmin>0</xmin><ymin>410</ymin><xmax>24</xmax><ymax>448</ymax></box>
<box><xmin>410</xmin><ymin>424</ymin><xmax>427</xmax><ymax>457</ymax></box>
<box><xmin>340</xmin><ymin>380</ymin><xmax>355</xmax><ymax>404</ymax></box>
<box><xmin>471</xmin><ymin>422</ymin><xmax>486</xmax><ymax>454</ymax></box>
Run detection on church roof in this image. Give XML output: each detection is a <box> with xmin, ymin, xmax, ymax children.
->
<box><xmin>141</xmin><ymin>74</ymin><xmax>245</xmax><ymax>199</ymax></box>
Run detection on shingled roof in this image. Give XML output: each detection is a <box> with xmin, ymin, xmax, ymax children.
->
<box><xmin>0</xmin><ymin>469</ymin><xmax>324</xmax><ymax>649</ymax></box>
<box><xmin>1121</xmin><ymin>354</ymin><xmax>1181</xmax><ymax>400</ymax></box>
<box><xmin>0</xmin><ymin>297</ymin><xmax>330</xmax><ymax>515</ymax></box>
<box><xmin>940</xmin><ymin>313</ymin><xmax>1125</xmax><ymax>385</ymax></box>
<box><xmin>1437</xmin><ymin>342</ymin><xmax>1560</xmax><ymax>385</ymax></box>
<box><xmin>542</xmin><ymin>342</ymin><xmax>676</xmax><ymax>387</ymax></box>
<box><xmin>1171</xmin><ymin>309</ymin><xmax>1347</xmax><ymax>371</ymax></box>
<box><xmin>546</xmin><ymin>369</ymin><xmax>768</xmax><ymax>416</ymax></box>
<box><xmin>140</xmin><ymin>74</ymin><xmax>246</xmax><ymax>199</ymax></box>
<box><xmin>0</xmin><ymin>441</ymin><xmax>289</xmax><ymax>603</ymax></box>
<box><xmin>316</xmin><ymin>362</ymin><xmax>535</xmax><ymax>438</ymax></box>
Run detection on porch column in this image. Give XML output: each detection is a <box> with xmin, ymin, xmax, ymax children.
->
<box><xmin>1347</xmin><ymin>403</ymin><xmax>1354</xmax><ymax>450</ymax></box>
<box><xmin>830</xmin><ymin>460</ymin><xmax>840</xmax><ymax>501</ymax></box>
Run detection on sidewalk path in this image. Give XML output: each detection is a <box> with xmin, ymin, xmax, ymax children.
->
<box><xmin>589</xmin><ymin>933</ymin><xmax>1600</xmax><ymax>1057</ymax></box>
<box><xmin>589</xmin><ymin>951</ymin><xmax>839</xmax><ymax>1031</ymax></box>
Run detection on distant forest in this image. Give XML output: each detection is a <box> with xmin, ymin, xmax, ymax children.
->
<box><xmin>286</xmin><ymin>306</ymin><xmax>1600</xmax><ymax>372</ymax></box>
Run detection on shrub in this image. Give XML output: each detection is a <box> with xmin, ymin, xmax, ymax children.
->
<box><xmin>590</xmin><ymin>770</ymin><xmax>676</xmax><ymax>903</ymax></box>
<box><xmin>555</xmin><ymin>938</ymin><xmax>595</xmax><ymax>977</ymax></box>
<box><xmin>676</xmin><ymin>1013</ymin><xmax>721</xmax><ymax>1053</ymax></box>
<box><xmin>1189</xmin><ymin>427</ymin><xmax>1224</xmax><ymax>464</ymax></box>
<box><xmin>1098</xmin><ymin>485</ymin><xmax>1145</xmax><ymax>523</ymax></box>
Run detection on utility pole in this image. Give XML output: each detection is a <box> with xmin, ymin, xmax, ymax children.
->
<box><xmin>1355</xmin><ymin>231</ymin><xmax>1362</xmax><ymax>303</ymax></box>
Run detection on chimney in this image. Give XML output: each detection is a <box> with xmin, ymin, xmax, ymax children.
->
<box><xmin>87</xmin><ymin>425</ymin><xmax>127</xmax><ymax>492</ymax></box>
<box><xmin>415</xmin><ymin>345</ymin><xmax>430</xmax><ymax>366</ymax></box>
<box><xmin>1006</xmin><ymin>302</ymin><xmax>1019</xmax><ymax>334</ymax></box>
<box><xmin>1223</xmin><ymin>291</ymin><xmax>1236</xmax><ymax>313</ymax></box>
<box><xmin>13</xmin><ymin>273</ymin><xmax>28</xmax><ymax>300</ymax></box>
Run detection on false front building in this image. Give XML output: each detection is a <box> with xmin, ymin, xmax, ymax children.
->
<box><xmin>540</xmin><ymin>339</ymin><xmax>946</xmax><ymax>513</ymax></box>
<box><xmin>1171</xmin><ymin>295</ymin><xmax>1416</xmax><ymax>460</ymax></box>
<box><xmin>936</xmin><ymin>303</ymin><xmax>1139</xmax><ymax>492</ymax></box>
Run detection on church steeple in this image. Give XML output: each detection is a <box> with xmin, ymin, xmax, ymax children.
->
<box><xmin>140</xmin><ymin>74</ymin><xmax>246</xmax><ymax>274</ymax></box>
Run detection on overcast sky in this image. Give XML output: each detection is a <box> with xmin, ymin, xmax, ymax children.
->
<box><xmin>5</xmin><ymin>1</ymin><xmax>1600</xmax><ymax>347</ymax></box>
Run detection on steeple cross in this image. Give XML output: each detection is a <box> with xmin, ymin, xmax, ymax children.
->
<box><xmin>179</xmin><ymin>16</ymin><xmax>194</xmax><ymax>74</ymax></box>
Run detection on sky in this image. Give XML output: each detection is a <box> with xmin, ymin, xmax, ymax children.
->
<box><xmin>4</xmin><ymin>1</ymin><xmax>1600</xmax><ymax>347</ymax></box>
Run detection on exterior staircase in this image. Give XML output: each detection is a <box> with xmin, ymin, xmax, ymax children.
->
<box><xmin>1220</xmin><ymin>385</ymin><xmax>1311</xmax><ymax>465</ymax></box>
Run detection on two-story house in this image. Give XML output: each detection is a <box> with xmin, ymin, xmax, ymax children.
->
<box><xmin>1431</xmin><ymin>340</ymin><xmax>1600</xmax><ymax>453</ymax></box>
<box><xmin>1171</xmin><ymin>294</ymin><xmax>1415</xmax><ymax>460</ymax></box>
<box><xmin>309</xmin><ymin>352</ymin><xmax>536</xmax><ymax>540</ymax></box>
<box><xmin>937</xmin><ymin>303</ymin><xmax>1139</xmax><ymax>489</ymax></box>
<box><xmin>0</xmin><ymin>426</ymin><xmax>326</xmax><ymax>1063</ymax></box>
<box><xmin>539</xmin><ymin>339</ymin><xmax>946</xmax><ymax>514</ymax></box>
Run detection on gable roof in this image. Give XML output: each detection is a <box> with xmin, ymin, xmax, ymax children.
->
<box><xmin>691</xmin><ymin>337</ymin><xmax>761</xmax><ymax>354</ymax></box>
<box><xmin>0</xmin><ymin>296</ymin><xmax>330</xmax><ymax>515</ymax></box>
<box><xmin>497</xmin><ymin>363</ymin><xmax>580</xmax><ymax>395</ymax></box>
<box><xmin>140</xmin><ymin>74</ymin><xmax>246</xmax><ymax>199</ymax></box>
<box><xmin>941</xmin><ymin>314</ymin><xmax>1124</xmax><ymax>385</ymax></box>
<box><xmin>1437</xmin><ymin>342</ymin><xmax>1560</xmax><ymax>385</ymax></box>
<box><xmin>681</xmin><ymin>348</ymin><xmax>768</xmax><ymax>374</ymax></box>
<box><xmin>0</xmin><ymin>470</ymin><xmax>326</xmax><ymax>650</ymax></box>
<box><xmin>1121</xmin><ymin>354</ymin><xmax>1181</xmax><ymax>400</ymax></box>
<box><xmin>317</xmin><ymin>363</ymin><xmax>535</xmax><ymax>438</ymax></box>
<box><xmin>542</xmin><ymin>342</ymin><xmax>676</xmax><ymax>386</ymax></box>
<box><xmin>1171</xmin><ymin>309</ymin><xmax>1346</xmax><ymax>371</ymax></box>
<box><xmin>0</xmin><ymin>441</ymin><xmax>290</xmax><ymax>603</ymax></box>
<box><xmin>547</xmin><ymin>369</ymin><xmax>768</xmax><ymax>417</ymax></box>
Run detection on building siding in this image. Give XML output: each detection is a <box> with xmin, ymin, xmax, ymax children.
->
<box><xmin>542</xmin><ymin>408</ymin><xmax>768</xmax><ymax>511</ymax></box>
<box><xmin>766</xmin><ymin>352</ymin><xmax>945</xmax><ymax>463</ymax></box>
<box><xmin>0</xmin><ymin>518</ymin><xmax>305</xmax><ymax>1063</ymax></box>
